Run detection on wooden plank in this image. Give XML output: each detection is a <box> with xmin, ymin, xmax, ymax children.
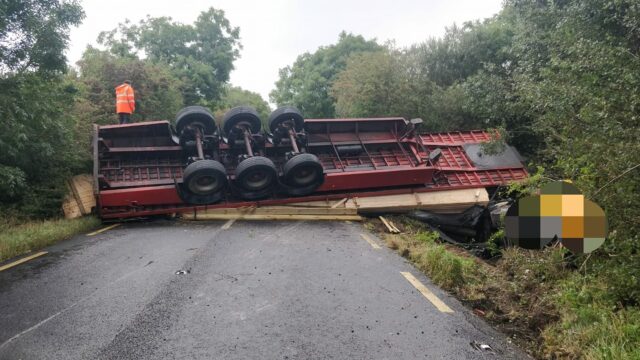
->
<box><xmin>62</xmin><ymin>195</ymin><xmax>81</xmax><ymax>219</ymax></box>
<box><xmin>73</xmin><ymin>175</ymin><xmax>96</xmax><ymax>212</ymax></box>
<box><xmin>185</xmin><ymin>214</ymin><xmax>363</xmax><ymax>221</ymax></box>
<box><xmin>68</xmin><ymin>178</ymin><xmax>87</xmax><ymax>215</ymax></box>
<box><xmin>379</xmin><ymin>216</ymin><xmax>401</xmax><ymax>234</ymax></box>
<box><xmin>280</xmin><ymin>200</ymin><xmax>335</xmax><ymax>208</ymax></box>
<box><xmin>345</xmin><ymin>188</ymin><xmax>489</xmax><ymax>213</ymax></box>
<box><xmin>62</xmin><ymin>174</ymin><xmax>97</xmax><ymax>219</ymax></box>
<box><xmin>331</xmin><ymin>198</ymin><xmax>348</xmax><ymax>208</ymax></box>
<box><xmin>198</xmin><ymin>207</ymin><xmax>356</xmax><ymax>216</ymax></box>
<box><xmin>388</xmin><ymin>219</ymin><xmax>401</xmax><ymax>233</ymax></box>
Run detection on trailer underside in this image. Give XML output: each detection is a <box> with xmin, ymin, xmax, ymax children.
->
<box><xmin>94</xmin><ymin>116</ymin><xmax>528</xmax><ymax>219</ymax></box>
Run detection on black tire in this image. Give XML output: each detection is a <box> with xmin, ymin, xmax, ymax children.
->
<box><xmin>182</xmin><ymin>160</ymin><xmax>227</xmax><ymax>196</ymax></box>
<box><xmin>281</xmin><ymin>153</ymin><xmax>324</xmax><ymax>196</ymax></box>
<box><xmin>222</xmin><ymin>106</ymin><xmax>262</xmax><ymax>136</ymax></box>
<box><xmin>234</xmin><ymin>156</ymin><xmax>277</xmax><ymax>194</ymax></box>
<box><xmin>268</xmin><ymin>106</ymin><xmax>304</xmax><ymax>133</ymax></box>
<box><xmin>175</xmin><ymin>106</ymin><xmax>216</xmax><ymax>136</ymax></box>
<box><xmin>231</xmin><ymin>185</ymin><xmax>274</xmax><ymax>201</ymax></box>
<box><xmin>177</xmin><ymin>186</ymin><xmax>224</xmax><ymax>205</ymax></box>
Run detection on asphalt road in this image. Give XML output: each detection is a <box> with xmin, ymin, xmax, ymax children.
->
<box><xmin>0</xmin><ymin>219</ymin><xmax>528</xmax><ymax>359</ymax></box>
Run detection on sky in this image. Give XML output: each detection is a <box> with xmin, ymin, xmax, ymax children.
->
<box><xmin>67</xmin><ymin>0</ymin><xmax>503</xmax><ymax>103</ymax></box>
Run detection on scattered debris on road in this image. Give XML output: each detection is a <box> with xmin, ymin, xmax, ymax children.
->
<box><xmin>471</xmin><ymin>340</ymin><xmax>496</xmax><ymax>353</ymax></box>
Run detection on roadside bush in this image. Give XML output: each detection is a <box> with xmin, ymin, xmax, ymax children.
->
<box><xmin>0</xmin><ymin>165</ymin><xmax>27</xmax><ymax>202</ymax></box>
<box><xmin>0</xmin><ymin>74</ymin><xmax>83</xmax><ymax>218</ymax></box>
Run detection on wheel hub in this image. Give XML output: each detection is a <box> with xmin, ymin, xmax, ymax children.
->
<box><xmin>243</xmin><ymin>170</ymin><xmax>270</xmax><ymax>190</ymax></box>
<box><xmin>292</xmin><ymin>166</ymin><xmax>316</xmax><ymax>185</ymax></box>
<box><xmin>189</xmin><ymin>175</ymin><xmax>218</xmax><ymax>194</ymax></box>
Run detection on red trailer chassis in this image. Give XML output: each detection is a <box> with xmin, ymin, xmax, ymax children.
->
<box><xmin>94</xmin><ymin>117</ymin><xmax>528</xmax><ymax>219</ymax></box>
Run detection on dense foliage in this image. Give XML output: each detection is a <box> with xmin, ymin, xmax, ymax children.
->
<box><xmin>0</xmin><ymin>0</ymin><xmax>83</xmax><ymax>75</ymax></box>
<box><xmin>73</xmin><ymin>47</ymin><xmax>184</xmax><ymax>126</ymax></box>
<box><xmin>0</xmin><ymin>0</ymin><xmax>84</xmax><ymax>217</ymax></box>
<box><xmin>214</xmin><ymin>86</ymin><xmax>271</xmax><ymax>125</ymax></box>
<box><xmin>270</xmin><ymin>32</ymin><xmax>381</xmax><ymax>118</ymax></box>
<box><xmin>97</xmin><ymin>8</ymin><xmax>241</xmax><ymax>105</ymax></box>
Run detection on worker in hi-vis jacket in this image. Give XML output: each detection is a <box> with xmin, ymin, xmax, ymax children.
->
<box><xmin>115</xmin><ymin>80</ymin><xmax>135</xmax><ymax>124</ymax></box>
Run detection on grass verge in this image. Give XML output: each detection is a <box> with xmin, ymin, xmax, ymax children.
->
<box><xmin>0</xmin><ymin>216</ymin><xmax>101</xmax><ymax>263</ymax></box>
<box><xmin>370</xmin><ymin>216</ymin><xmax>640</xmax><ymax>359</ymax></box>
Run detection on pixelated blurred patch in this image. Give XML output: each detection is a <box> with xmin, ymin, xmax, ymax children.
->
<box><xmin>504</xmin><ymin>181</ymin><xmax>607</xmax><ymax>254</ymax></box>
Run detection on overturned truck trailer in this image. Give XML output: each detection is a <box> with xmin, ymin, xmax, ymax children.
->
<box><xmin>93</xmin><ymin>106</ymin><xmax>528</xmax><ymax>219</ymax></box>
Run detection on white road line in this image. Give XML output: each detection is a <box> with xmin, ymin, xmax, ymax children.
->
<box><xmin>221</xmin><ymin>219</ymin><xmax>236</xmax><ymax>230</ymax></box>
<box><xmin>360</xmin><ymin>233</ymin><xmax>381</xmax><ymax>249</ymax></box>
<box><xmin>401</xmin><ymin>272</ymin><xmax>453</xmax><ymax>313</ymax></box>
<box><xmin>0</xmin><ymin>269</ymin><xmax>139</xmax><ymax>350</ymax></box>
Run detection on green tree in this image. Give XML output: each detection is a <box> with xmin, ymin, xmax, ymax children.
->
<box><xmin>0</xmin><ymin>0</ymin><xmax>85</xmax><ymax>217</ymax></box>
<box><xmin>97</xmin><ymin>8</ymin><xmax>241</xmax><ymax>105</ymax></box>
<box><xmin>332</xmin><ymin>49</ymin><xmax>407</xmax><ymax>118</ymax></box>
<box><xmin>73</xmin><ymin>47</ymin><xmax>184</xmax><ymax>127</ymax></box>
<box><xmin>331</xmin><ymin>46</ymin><xmax>479</xmax><ymax>132</ymax></box>
<box><xmin>215</xmin><ymin>86</ymin><xmax>271</xmax><ymax>125</ymax></box>
<box><xmin>0</xmin><ymin>0</ymin><xmax>84</xmax><ymax>75</ymax></box>
<box><xmin>270</xmin><ymin>32</ymin><xmax>381</xmax><ymax>118</ymax></box>
<box><xmin>414</xmin><ymin>19</ymin><xmax>514</xmax><ymax>88</ymax></box>
<box><xmin>505</xmin><ymin>0</ymin><xmax>640</xmax><ymax>282</ymax></box>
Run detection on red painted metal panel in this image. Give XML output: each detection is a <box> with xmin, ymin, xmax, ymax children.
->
<box><xmin>100</xmin><ymin>185</ymin><xmax>182</xmax><ymax>207</ymax></box>
<box><xmin>419</xmin><ymin>130</ymin><xmax>495</xmax><ymax>145</ymax></box>
<box><xmin>317</xmin><ymin>167</ymin><xmax>435</xmax><ymax>192</ymax></box>
<box><xmin>305</xmin><ymin>117</ymin><xmax>406</xmax><ymax>123</ymax></box>
<box><xmin>98</xmin><ymin>120</ymin><xmax>171</xmax><ymax>130</ymax></box>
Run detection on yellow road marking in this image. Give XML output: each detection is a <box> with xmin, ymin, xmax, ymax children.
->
<box><xmin>360</xmin><ymin>233</ymin><xmax>381</xmax><ymax>249</ymax></box>
<box><xmin>221</xmin><ymin>219</ymin><xmax>236</xmax><ymax>230</ymax></box>
<box><xmin>401</xmin><ymin>271</ymin><xmax>454</xmax><ymax>313</ymax></box>
<box><xmin>87</xmin><ymin>223</ymin><xmax>120</xmax><ymax>236</ymax></box>
<box><xmin>0</xmin><ymin>251</ymin><xmax>48</xmax><ymax>272</ymax></box>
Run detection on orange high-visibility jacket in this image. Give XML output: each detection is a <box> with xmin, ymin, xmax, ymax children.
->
<box><xmin>115</xmin><ymin>83</ymin><xmax>135</xmax><ymax>114</ymax></box>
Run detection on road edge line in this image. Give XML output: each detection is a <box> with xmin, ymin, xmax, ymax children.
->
<box><xmin>360</xmin><ymin>233</ymin><xmax>381</xmax><ymax>249</ymax></box>
<box><xmin>87</xmin><ymin>223</ymin><xmax>120</xmax><ymax>236</ymax></box>
<box><xmin>400</xmin><ymin>271</ymin><xmax>454</xmax><ymax>313</ymax></box>
<box><xmin>0</xmin><ymin>251</ymin><xmax>48</xmax><ymax>272</ymax></box>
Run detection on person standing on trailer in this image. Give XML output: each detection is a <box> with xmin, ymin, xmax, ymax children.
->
<box><xmin>115</xmin><ymin>80</ymin><xmax>135</xmax><ymax>124</ymax></box>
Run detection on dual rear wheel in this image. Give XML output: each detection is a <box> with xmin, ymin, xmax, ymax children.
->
<box><xmin>281</xmin><ymin>153</ymin><xmax>324</xmax><ymax>196</ymax></box>
<box><xmin>176</xmin><ymin>106</ymin><xmax>325</xmax><ymax>204</ymax></box>
<box><xmin>179</xmin><ymin>159</ymin><xmax>228</xmax><ymax>205</ymax></box>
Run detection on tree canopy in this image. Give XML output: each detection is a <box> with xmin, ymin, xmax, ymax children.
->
<box><xmin>215</xmin><ymin>86</ymin><xmax>271</xmax><ymax>125</ymax></box>
<box><xmin>97</xmin><ymin>8</ymin><xmax>241</xmax><ymax>105</ymax></box>
<box><xmin>270</xmin><ymin>32</ymin><xmax>381</xmax><ymax>118</ymax></box>
<box><xmin>0</xmin><ymin>0</ymin><xmax>84</xmax><ymax>76</ymax></box>
<box><xmin>73</xmin><ymin>47</ymin><xmax>184</xmax><ymax>126</ymax></box>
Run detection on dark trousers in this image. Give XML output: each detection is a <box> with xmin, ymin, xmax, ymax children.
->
<box><xmin>118</xmin><ymin>113</ymin><xmax>131</xmax><ymax>124</ymax></box>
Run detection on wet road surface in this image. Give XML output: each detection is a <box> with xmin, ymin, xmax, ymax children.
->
<box><xmin>0</xmin><ymin>220</ymin><xmax>528</xmax><ymax>359</ymax></box>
